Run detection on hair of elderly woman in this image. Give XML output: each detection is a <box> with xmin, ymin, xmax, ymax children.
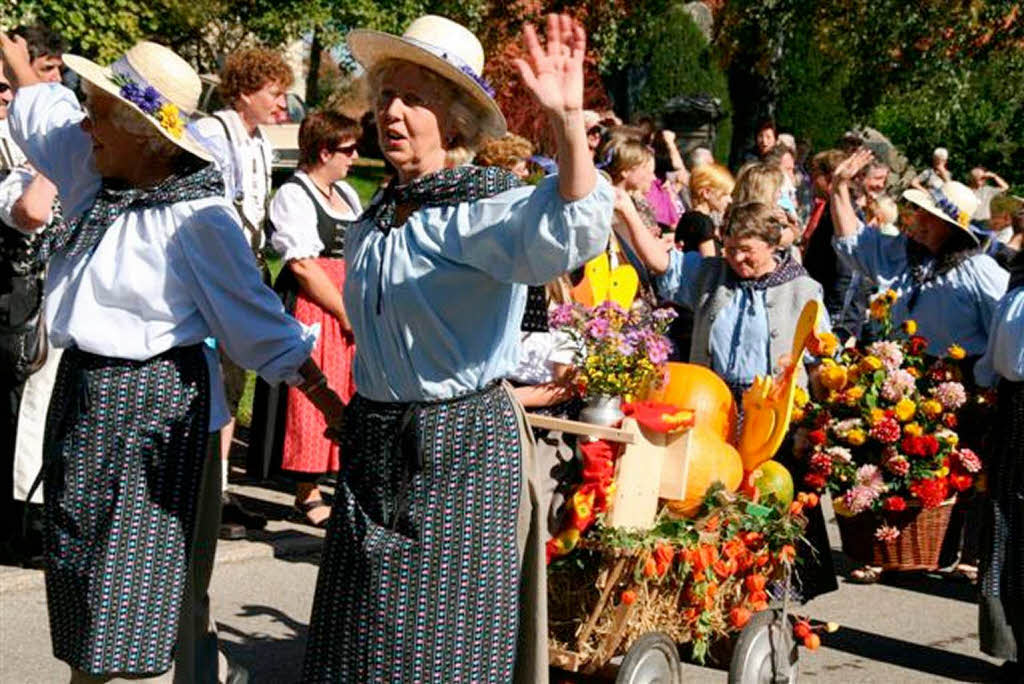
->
<box><xmin>732</xmin><ymin>162</ymin><xmax>784</xmax><ymax>205</ymax></box>
<box><xmin>690</xmin><ymin>163</ymin><xmax>734</xmax><ymax>198</ymax></box>
<box><xmin>604</xmin><ymin>138</ymin><xmax>653</xmax><ymax>182</ymax></box>
<box><xmin>218</xmin><ymin>48</ymin><xmax>295</xmax><ymax>106</ymax></box>
<box><xmin>367</xmin><ymin>59</ymin><xmax>488</xmax><ymax>152</ymax></box>
<box><xmin>298</xmin><ymin>110</ymin><xmax>362</xmax><ymax>168</ymax></box>
<box><xmin>474</xmin><ymin>133</ymin><xmax>534</xmax><ymax>171</ymax></box>
<box><xmin>724</xmin><ymin>201</ymin><xmax>784</xmax><ymax>245</ymax></box>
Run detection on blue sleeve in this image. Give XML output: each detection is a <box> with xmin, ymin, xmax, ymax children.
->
<box><xmin>832</xmin><ymin>224</ymin><xmax>908</xmax><ymax>283</ymax></box>
<box><xmin>966</xmin><ymin>254</ymin><xmax>1010</xmax><ymax>338</ymax></box>
<box><xmin>976</xmin><ymin>287</ymin><xmax>1024</xmax><ymax>385</ymax></box>
<box><xmin>170</xmin><ymin>203</ymin><xmax>316</xmax><ymax>385</ymax></box>
<box><xmin>437</xmin><ymin>174</ymin><xmax>615</xmax><ymax>285</ymax></box>
<box><xmin>655</xmin><ymin>249</ymin><xmax>704</xmax><ymax>308</ymax></box>
<box><xmin>8</xmin><ymin>83</ymin><xmax>100</xmax><ymax>222</ymax></box>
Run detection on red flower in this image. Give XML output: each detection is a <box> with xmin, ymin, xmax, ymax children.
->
<box><xmin>949</xmin><ymin>472</ymin><xmax>973</xmax><ymax>492</ymax></box>
<box><xmin>803</xmin><ymin>472</ymin><xmax>827</xmax><ymax>490</ymax></box>
<box><xmin>908</xmin><ymin>336</ymin><xmax>928</xmax><ymax>355</ymax></box>
<box><xmin>869</xmin><ymin>416</ymin><xmax>901</xmax><ymax>444</ymax></box>
<box><xmin>921</xmin><ymin>435</ymin><xmax>939</xmax><ymax>456</ymax></box>
<box><xmin>808</xmin><ymin>429</ymin><xmax>827</xmax><ymax>446</ymax></box>
<box><xmin>883</xmin><ymin>496</ymin><xmax>907</xmax><ymax>512</ymax></box>
<box><xmin>942</xmin><ymin>413</ymin><xmax>958</xmax><ymax>429</ymax></box>
<box><xmin>909</xmin><ymin>477</ymin><xmax>950</xmax><ymax>508</ymax></box>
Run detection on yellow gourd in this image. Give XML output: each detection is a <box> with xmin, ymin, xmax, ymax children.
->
<box><xmin>664</xmin><ymin>427</ymin><xmax>743</xmax><ymax>517</ymax></box>
<box><xmin>646</xmin><ymin>363</ymin><xmax>737</xmax><ymax>442</ymax></box>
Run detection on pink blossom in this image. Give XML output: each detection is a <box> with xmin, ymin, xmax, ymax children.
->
<box><xmin>548</xmin><ymin>303</ymin><xmax>576</xmax><ymax>328</ymax></box>
<box><xmin>884</xmin><ymin>455</ymin><xmax>910</xmax><ymax>476</ymax></box>
<box><xmin>869</xmin><ymin>416</ymin><xmax>901</xmax><ymax>444</ymax></box>
<box><xmin>856</xmin><ymin>464</ymin><xmax>886</xmax><ymax>494</ymax></box>
<box><xmin>880</xmin><ymin>370</ymin><xmax>916</xmax><ymax>402</ymax></box>
<box><xmin>843</xmin><ymin>486</ymin><xmax>879</xmax><ymax>515</ymax></box>
<box><xmin>932</xmin><ymin>381</ymin><xmax>967</xmax><ymax>411</ymax></box>
<box><xmin>585</xmin><ymin>318</ymin><xmax>610</xmax><ymax>339</ymax></box>
<box><xmin>809</xmin><ymin>451</ymin><xmax>833</xmax><ymax>475</ymax></box>
<box><xmin>868</xmin><ymin>340</ymin><xmax>905</xmax><ymax>371</ymax></box>
<box><xmin>954</xmin><ymin>448</ymin><xmax>982</xmax><ymax>474</ymax></box>
<box><xmin>825</xmin><ymin>446</ymin><xmax>853</xmax><ymax>464</ymax></box>
<box><xmin>875</xmin><ymin>524</ymin><xmax>901</xmax><ymax>542</ymax></box>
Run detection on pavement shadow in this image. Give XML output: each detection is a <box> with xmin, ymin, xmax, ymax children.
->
<box><xmin>878</xmin><ymin>571</ymin><xmax>978</xmax><ymax>604</ymax></box>
<box><xmin>818</xmin><ymin>624</ymin><xmax>1003</xmax><ymax>682</ymax></box>
<box><xmin>218</xmin><ymin>605</ymin><xmax>309</xmax><ymax>683</ymax></box>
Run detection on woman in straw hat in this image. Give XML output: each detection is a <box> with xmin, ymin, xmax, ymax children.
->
<box><xmin>302</xmin><ymin>13</ymin><xmax>613</xmax><ymax>683</ymax></box>
<box><xmin>1</xmin><ymin>34</ymin><xmax>345</xmax><ymax>682</ymax></box>
<box><xmin>831</xmin><ymin>149</ymin><xmax>1008</xmax><ymax>361</ymax></box>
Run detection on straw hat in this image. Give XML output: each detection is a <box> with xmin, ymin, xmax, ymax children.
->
<box><xmin>347</xmin><ymin>15</ymin><xmax>507</xmax><ymax>138</ymax></box>
<box><xmin>902</xmin><ymin>180</ymin><xmax>980</xmax><ymax>243</ymax></box>
<box><xmin>63</xmin><ymin>42</ymin><xmax>213</xmax><ymax>162</ymax></box>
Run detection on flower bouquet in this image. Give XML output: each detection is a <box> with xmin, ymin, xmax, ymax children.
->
<box><xmin>549</xmin><ymin>299</ymin><xmax>675</xmax><ymax>423</ymax></box>
<box><xmin>794</xmin><ymin>290</ymin><xmax>982</xmax><ymax>570</ymax></box>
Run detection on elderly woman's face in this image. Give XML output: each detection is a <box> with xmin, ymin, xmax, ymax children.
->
<box><xmin>80</xmin><ymin>86</ymin><xmax>150</xmax><ymax>179</ymax></box>
<box><xmin>375</xmin><ymin>63</ymin><xmax>450</xmax><ymax>182</ymax></box>
<box><xmin>723</xmin><ymin>235</ymin><xmax>776</xmax><ymax>279</ymax></box>
<box><xmin>907</xmin><ymin>209</ymin><xmax>953</xmax><ymax>253</ymax></box>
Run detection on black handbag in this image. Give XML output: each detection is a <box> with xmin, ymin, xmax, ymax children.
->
<box><xmin>0</xmin><ymin>221</ymin><xmax>47</xmax><ymax>384</ymax></box>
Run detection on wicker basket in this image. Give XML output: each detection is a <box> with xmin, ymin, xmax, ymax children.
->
<box><xmin>835</xmin><ymin>498</ymin><xmax>956</xmax><ymax>571</ymax></box>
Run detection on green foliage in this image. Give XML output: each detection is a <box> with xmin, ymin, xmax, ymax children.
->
<box><xmin>630</xmin><ymin>5</ymin><xmax>732</xmax><ymax>161</ymax></box>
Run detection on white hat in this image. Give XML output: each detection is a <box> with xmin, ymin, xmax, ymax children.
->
<box><xmin>902</xmin><ymin>180</ymin><xmax>980</xmax><ymax>242</ymax></box>
<box><xmin>63</xmin><ymin>42</ymin><xmax>213</xmax><ymax>162</ymax></box>
<box><xmin>347</xmin><ymin>15</ymin><xmax>507</xmax><ymax>138</ymax></box>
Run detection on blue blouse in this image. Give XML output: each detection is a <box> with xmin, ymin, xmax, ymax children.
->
<box><xmin>344</xmin><ymin>175</ymin><xmax>614</xmax><ymax>402</ymax></box>
<box><xmin>657</xmin><ymin>250</ymin><xmax>827</xmax><ymax>388</ymax></box>
<box><xmin>833</xmin><ymin>226</ymin><xmax>1008</xmax><ymax>356</ymax></box>
<box><xmin>975</xmin><ymin>286</ymin><xmax>1024</xmax><ymax>386</ymax></box>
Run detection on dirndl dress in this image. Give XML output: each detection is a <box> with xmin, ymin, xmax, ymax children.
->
<box><xmin>41</xmin><ymin>344</ymin><xmax>210</xmax><ymax>675</ymax></box>
<box><xmin>979</xmin><ymin>378</ymin><xmax>1024</xmax><ymax>661</ymax></box>
<box><xmin>302</xmin><ymin>382</ymin><xmax>538</xmax><ymax>682</ymax></box>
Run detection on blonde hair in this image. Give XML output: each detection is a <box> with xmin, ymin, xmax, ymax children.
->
<box><xmin>475</xmin><ymin>133</ymin><xmax>534</xmax><ymax>171</ymax></box>
<box><xmin>690</xmin><ymin>163</ymin><xmax>734</xmax><ymax>199</ymax></box>
<box><xmin>368</xmin><ymin>59</ymin><xmax>487</xmax><ymax>152</ymax></box>
<box><xmin>867</xmin><ymin>196</ymin><xmax>898</xmax><ymax>226</ymax></box>
<box><xmin>732</xmin><ymin>162</ymin><xmax>784</xmax><ymax>204</ymax></box>
<box><xmin>605</xmin><ymin>139</ymin><xmax>653</xmax><ymax>183</ymax></box>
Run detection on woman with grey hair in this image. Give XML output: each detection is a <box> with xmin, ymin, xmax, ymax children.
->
<box><xmin>301</xmin><ymin>13</ymin><xmax>613</xmax><ymax>683</ymax></box>
<box><xmin>2</xmin><ymin>34</ymin><xmax>344</xmax><ymax>682</ymax></box>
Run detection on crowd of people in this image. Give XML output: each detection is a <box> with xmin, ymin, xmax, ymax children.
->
<box><xmin>0</xmin><ymin>11</ymin><xmax>1021</xmax><ymax>683</ymax></box>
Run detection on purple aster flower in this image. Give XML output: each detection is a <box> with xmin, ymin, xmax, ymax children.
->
<box><xmin>646</xmin><ymin>336</ymin><xmax>671</xmax><ymax>365</ymax></box>
<box><xmin>139</xmin><ymin>86</ymin><xmax>163</xmax><ymax>114</ymax></box>
<box><xmin>586</xmin><ymin>317</ymin><xmax>610</xmax><ymax>339</ymax></box>
<box><xmin>548</xmin><ymin>303</ymin><xmax>575</xmax><ymax>329</ymax></box>
<box><xmin>652</xmin><ymin>307</ymin><xmax>677</xmax><ymax>322</ymax></box>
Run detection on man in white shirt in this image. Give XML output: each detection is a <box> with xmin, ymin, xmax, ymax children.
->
<box><xmin>968</xmin><ymin>166</ymin><xmax>1009</xmax><ymax>226</ymax></box>
<box><xmin>193</xmin><ymin>48</ymin><xmax>293</xmax><ymax>538</ymax></box>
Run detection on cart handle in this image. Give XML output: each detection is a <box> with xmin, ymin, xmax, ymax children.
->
<box><xmin>524</xmin><ymin>413</ymin><xmax>637</xmax><ymax>444</ymax></box>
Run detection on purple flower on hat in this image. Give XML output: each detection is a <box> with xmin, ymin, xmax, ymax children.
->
<box><xmin>459</xmin><ymin>64</ymin><xmax>495</xmax><ymax>98</ymax></box>
<box><xmin>119</xmin><ymin>80</ymin><xmax>164</xmax><ymax>114</ymax></box>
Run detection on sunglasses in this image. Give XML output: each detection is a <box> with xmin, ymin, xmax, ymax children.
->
<box><xmin>333</xmin><ymin>143</ymin><xmax>359</xmax><ymax>156</ymax></box>
<box><xmin>0</xmin><ymin>83</ymin><xmax>10</xmax><ymax>94</ymax></box>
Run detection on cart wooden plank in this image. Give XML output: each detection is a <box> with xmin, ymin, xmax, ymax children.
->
<box><xmin>524</xmin><ymin>413</ymin><xmax>637</xmax><ymax>444</ymax></box>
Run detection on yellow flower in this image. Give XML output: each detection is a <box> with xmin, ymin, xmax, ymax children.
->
<box><xmin>791</xmin><ymin>406</ymin><xmax>805</xmax><ymax>422</ymax></box>
<box><xmin>902</xmin><ymin>319</ymin><xmax>918</xmax><ymax>335</ymax></box>
<box><xmin>936</xmin><ymin>466</ymin><xmax>949</xmax><ymax>478</ymax></box>
<box><xmin>869</xmin><ymin>299</ymin><xmax>889</xmax><ymax>321</ymax></box>
<box><xmin>895</xmin><ymin>397</ymin><xmax>916</xmax><ymax>422</ymax></box>
<box><xmin>947</xmin><ymin>344</ymin><xmax>966</xmax><ymax>360</ymax></box>
<box><xmin>846</xmin><ymin>428</ymin><xmax>867</xmax><ymax>446</ymax></box>
<box><xmin>846</xmin><ymin>385</ymin><xmax>865</xmax><ymax>401</ymax></box>
<box><xmin>868</xmin><ymin>407</ymin><xmax>886</xmax><ymax>425</ymax></box>
<box><xmin>921</xmin><ymin>399</ymin><xmax>943</xmax><ymax>420</ymax></box>
<box><xmin>793</xmin><ymin>386</ymin><xmax>809</xmax><ymax>408</ymax></box>
<box><xmin>884</xmin><ymin>289</ymin><xmax>898</xmax><ymax>304</ymax></box>
<box><xmin>907</xmin><ymin>367</ymin><xmax>921</xmax><ymax>378</ymax></box>
<box><xmin>904</xmin><ymin>422</ymin><xmax>923</xmax><ymax>437</ymax></box>
<box><xmin>860</xmin><ymin>356</ymin><xmax>883</xmax><ymax>373</ymax></box>
<box><xmin>820</xmin><ymin>363</ymin><xmax>849</xmax><ymax>392</ymax></box>
<box><xmin>156</xmin><ymin>103</ymin><xmax>185</xmax><ymax>139</ymax></box>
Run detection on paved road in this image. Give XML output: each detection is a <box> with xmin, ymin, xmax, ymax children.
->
<box><xmin>1</xmin><ymin>475</ymin><xmax>1006</xmax><ymax>683</ymax></box>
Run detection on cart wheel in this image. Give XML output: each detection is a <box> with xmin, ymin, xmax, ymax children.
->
<box><xmin>728</xmin><ymin>609</ymin><xmax>799</xmax><ymax>684</ymax></box>
<box><xmin>615</xmin><ymin>631</ymin><xmax>683</xmax><ymax>684</ymax></box>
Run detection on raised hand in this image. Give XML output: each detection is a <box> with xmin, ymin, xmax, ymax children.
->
<box><xmin>832</xmin><ymin>148</ymin><xmax>873</xmax><ymax>186</ymax></box>
<box><xmin>513</xmin><ymin>14</ymin><xmax>586</xmax><ymax>118</ymax></box>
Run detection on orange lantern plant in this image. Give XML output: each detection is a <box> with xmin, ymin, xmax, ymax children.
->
<box><xmin>646</xmin><ymin>363</ymin><xmax>737</xmax><ymax>442</ymax></box>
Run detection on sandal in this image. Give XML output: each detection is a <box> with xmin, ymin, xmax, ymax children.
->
<box><xmin>293</xmin><ymin>498</ymin><xmax>331</xmax><ymax>529</ymax></box>
<box><xmin>848</xmin><ymin>565</ymin><xmax>883</xmax><ymax>584</ymax></box>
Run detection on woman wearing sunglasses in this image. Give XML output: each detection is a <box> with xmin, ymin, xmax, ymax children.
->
<box><xmin>258</xmin><ymin>109</ymin><xmax>363</xmax><ymax>527</ymax></box>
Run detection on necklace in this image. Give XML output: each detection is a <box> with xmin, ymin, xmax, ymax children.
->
<box><xmin>309</xmin><ymin>177</ymin><xmax>334</xmax><ymax>202</ymax></box>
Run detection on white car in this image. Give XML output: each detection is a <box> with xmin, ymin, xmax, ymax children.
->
<box><xmin>197</xmin><ymin>74</ymin><xmax>305</xmax><ymax>172</ymax></box>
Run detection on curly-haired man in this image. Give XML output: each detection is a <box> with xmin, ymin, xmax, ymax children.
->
<box><xmin>194</xmin><ymin>48</ymin><xmax>294</xmax><ymax>539</ymax></box>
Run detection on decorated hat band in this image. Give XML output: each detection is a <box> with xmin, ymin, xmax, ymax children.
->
<box><xmin>403</xmin><ymin>35</ymin><xmax>496</xmax><ymax>98</ymax></box>
<box><xmin>930</xmin><ymin>189</ymin><xmax>971</xmax><ymax>229</ymax></box>
<box><xmin>110</xmin><ymin>57</ymin><xmax>189</xmax><ymax>140</ymax></box>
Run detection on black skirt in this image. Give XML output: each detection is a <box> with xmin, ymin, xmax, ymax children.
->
<box><xmin>979</xmin><ymin>379</ymin><xmax>1024</xmax><ymax>661</ymax></box>
<box><xmin>42</xmin><ymin>345</ymin><xmax>210</xmax><ymax>675</ymax></box>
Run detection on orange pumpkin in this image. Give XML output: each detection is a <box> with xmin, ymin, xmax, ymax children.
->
<box><xmin>664</xmin><ymin>427</ymin><xmax>743</xmax><ymax>517</ymax></box>
<box><xmin>646</xmin><ymin>363</ymin><xmax>737</xmax><ymax>442</ymax></box>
